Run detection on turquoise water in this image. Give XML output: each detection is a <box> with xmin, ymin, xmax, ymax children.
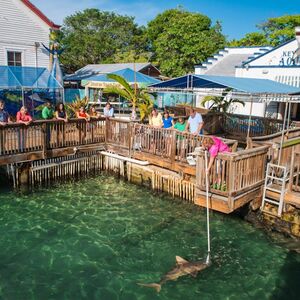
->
<box><xmin>0</xmin><ymin>175</ymin><xmax>299</xmax><ymax>300</ymax></box>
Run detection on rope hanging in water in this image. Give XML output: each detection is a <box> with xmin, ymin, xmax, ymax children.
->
<box><xmin>204</xmin><ymin>151</ymin><xmax>211</xmax><ymax>264</ymax></box>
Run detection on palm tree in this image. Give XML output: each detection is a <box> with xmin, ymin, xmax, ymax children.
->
<box><xmin>201</xmin><ymin>89</ymin><xmax>245</xmax><ymax>115</ymax></box>
<box><xmin>103</xmin><ymin>74</ymin><xmax>153</xmax><ymax>121</ymax></box>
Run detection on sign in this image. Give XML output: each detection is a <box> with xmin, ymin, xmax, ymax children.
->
<box><xmin>279</xmin><ymin>50</ymin><xmax>300</xmax><ymax>66</ymax></box>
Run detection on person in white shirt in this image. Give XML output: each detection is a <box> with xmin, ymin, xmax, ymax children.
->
<box><xmin>185</xmin><ymin>108</ymin><xmax>204</xmax><ymax>135</ymax></box>
<box><xmin>103</xmin><ymin>102</ymin><xmax>114</xmax><ymax>117</ymax></box>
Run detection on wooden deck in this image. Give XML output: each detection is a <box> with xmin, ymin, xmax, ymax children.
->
<box><xmin>1</xmin><ymin>117</ymin><xmax>300</xmax><ymax>214</ymax></box>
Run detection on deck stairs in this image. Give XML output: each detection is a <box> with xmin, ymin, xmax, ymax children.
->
<box><xmin>261</xmin><ymin>163</ymin><xmax>288</xmax><ymax>217</ymax></box>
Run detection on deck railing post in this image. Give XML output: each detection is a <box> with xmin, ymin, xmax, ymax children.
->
<box><xmin>105</xmin><ymin>118</ymin><xmax>109</xmax><ymax>145</ymax></box>
<box><xmin>170</xmin><ymin>129</ymin><xmax>177</xmax><ymax>164</ymax></box>
<box><xmin>228</xmin><ymin>157</ymin><xmax>235</xmax><ymax>210</ymax></box>
<box><xmin>128</xmin><ymin>122</ymin><xmax>134</xmax><ymax>157</ymax></box>
<box><xmin>41</xmin><ymin>123</ymin><xmax>47</xmax><ymax>158</ymax></box>
<box><xmin>289</xmin><ymin>148</ymin><xmax>295</xmax><ymax>192</ymax></box>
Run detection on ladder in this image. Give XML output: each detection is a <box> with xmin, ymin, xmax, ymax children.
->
<box><xmin>261</xmin><ymin>163</ymin><xmax>288</xmax><ymax>217</ymax></box>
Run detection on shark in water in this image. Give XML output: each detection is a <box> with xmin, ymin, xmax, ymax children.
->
<box><xmin>138</xmin><ymin>255</ymin><xmax>211</xmax><ymax>293</ymax></box>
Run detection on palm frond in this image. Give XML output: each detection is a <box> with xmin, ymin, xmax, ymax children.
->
<box><xmin>103</xmin><ymin>86</ymin><xmax>132</xmax><ymax>102</ymax></box>
<box><xmin>106</xmin><ymin>74</ymin><xmax>134</xmax><ymax>96</ymax></box>
<box><xmin>229</xmin><ymin>99</ymin><xmax>245</xmax><ymax>106</ymax></box>
<box><xmin>201</xmin><ymin>96</ymin><xmax>214</xmax><ymax>107</ymax></box>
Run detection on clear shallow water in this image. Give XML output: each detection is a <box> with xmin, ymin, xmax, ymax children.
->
<box><xmin>0</xmin><ymin>175</ymin><xmax>299</xmax><ymax>300</ymax></box>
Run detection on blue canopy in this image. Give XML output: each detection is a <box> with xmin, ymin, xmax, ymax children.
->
<box><xmin>150</xmin><ymin>74</ymin><xmax>300</xmax><ymax>95</ymax></box>
<box><xmin>0</xmin><ymin>66</ymin><xmax>63</xmax><ymax>89</ymax></box>
<box><xmin>82</xmin><ymin>68</ymin><xmax>160</xmax><ymax>87</ymax></box>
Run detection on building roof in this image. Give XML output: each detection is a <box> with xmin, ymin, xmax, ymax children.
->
<box><xmin>65</xmin><ymin>63</ymin><xmax>160</xmax><ymax>81</ymax></box>
<box><xmin>0</xmin><ymin>66</ymin><xmax>63</xmax><ymax>89</ymax></box>
<box><xmin>21</xmin><ymin>0</ymin><xmax>60</xmax><ymax>30</ymax></box>
<box><xmin>81</xmin><ymin>68</ymin><xmax>160</xmax><ymax>88</ymax></box>
<box><xmin>150</xmin><ymin>74</ymin><xmax>300</xmax><ymax>98</ymax></box>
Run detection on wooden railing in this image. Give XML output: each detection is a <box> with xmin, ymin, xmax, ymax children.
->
<box><xmin>289</xmin><ymin>151</ymin><xmax>300</xmax><ymax>192</ymax></box>
<box><xmin>106</xmin><ymin>118</ymin><xmax>136</xmax><ymax>150</ymax></box>
<box><xmin>132</xmin><ymin>124</ymin><xmax>175</xmax><ymax>160</ymax></box>
<box><xmin>132</xmin><ymin>124</ymin><xmax>236</xmax><ymax>164</ymax></box>
<box><xmin>0</xmin><ymin>122</ymin><xmax>44</xmax><ymax>155</ymax></box>
<box><xmin>223</xmin><ymin>113</ymin><xmax>284</xmax><ymax>137</ymax></box>
<box><xmin>0</xmin><ymin>118</ymin><xmax>106</xmax><ymax>156</ymax></box>
<box><xmin>269</xmin><ymin>136</ymin><xmax>300</xmax><ymax>167</ymax></box>
<box><xmin>0</xmin><ymin>117</ymin><xmax>272</xmax><ymax>202</ymax></box>
<box><xmin>196</xmin><ymin>145</ymin><xmax>269</xmax><ymax>201</ymax></box>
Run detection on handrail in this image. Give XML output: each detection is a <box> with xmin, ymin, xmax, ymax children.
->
<box><xmin>252</xmin><ymin>127</ymin><xmax>300</xmax><ymax>141</ymax></box>
<box><xmin>132</xmin><ymin>123</ymin><xmax>237</xmax><ymax>164</ymax></box>
<box><xmin>223</xmin><ymin>113</ymin><xmax>285</xmax><ymax>137</ymax></box>
<box><xmin>289</xmin><ymin>151</ymin><xmax>300</xmax><ymax>192</ymax></box>
<box><xmin>0</xmin><ymin>118</ymin><xmax>107</xmax><ymax>155</ymax></box>
<box><xmin>196</xmin><ymin>145</ymin><xmax>269</xmax><ymax>199</ymax></box>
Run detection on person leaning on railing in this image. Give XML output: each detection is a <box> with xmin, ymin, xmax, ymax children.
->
<box><xmin>173</xmin><ymin>117</ymin><xmax>187</xmax><ymax>157</ymax></box>
<box><xmin>103</xmin><ymin>102</ymin><xmax>114</xmax><ymax>118</ymax></box>
<box><xmin>16</xmin><ymin>106</ymin><xmax>32</xmax><ymax>125</ymax></box>
<box><xmin>76</xmin><ymin>106</ymin><xmax>90</xmax><ymax>121</ymax></box>
<box><xmin>89</xmin><ymin>105</ymin><xmax>101</xmax><ymax>118</ymax></box>
<box><xmin>162</xmin><ymin>111</ymin><xmax>174</xmax><ymax>129</ymax></box>
<box><xmin>0</xmin><ymin>99</ymin><xmax>12</xmax><ymax>153</ymax></box>
<box><xmin>202</xmin><ymin>136</ymin><xmax>231</xmax><ymax>190</ymax></box>
<box><xmin>55</xmin><ymin>103</ymin><xmax>68</xmax><ymax>122</ymax></box>
<box><xmin>42</xmin><ymin>100</ymin><xmax>54</xmax><ymax>120</ymax></box>
<box><xmin>54</xmin><ymin>103</ymin><xmax>68</xmax><ymax>146</ymax></box>
<box><xmin>41</xmin><ymin>101</ymin><xmax>55</xmax><ymax>148</ymax></box>
<box><xmin>16</xmin><ymin>106</ymin><xmax>32</xmax><ymax>152</ymax></box>
<box><xmin>149</xmin><ymin>108</ymin><xmax>163</xmax><ymax>128</ymax></box>
<box><xmin>0</xmin><ymin>99</ymin><xmax>12</xmax><ymax>126</ymax></box>
<box><xmin>185</xmin><ymin>108</ymin><xmax>204</xmax><ymax>135</ymax></box>
<box><xmin>76</xmin><ymin>106</ymin><xmax>90</xmax><ymax>143</ymax></box>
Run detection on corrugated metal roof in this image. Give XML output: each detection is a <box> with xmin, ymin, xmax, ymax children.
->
<box><xmin>81</xmin><ymin>68</ymin><xmax>160</xmax><ymax>87</ymax></box>
<box><xmin>150</xmin><ymin>74</ymin><xmax>300</xmax><ymax>95</ymax></box>
<box><xmin>65</xmin><ymin>63</ymin><xmax>157</xmax><ymax>81</ymax></box>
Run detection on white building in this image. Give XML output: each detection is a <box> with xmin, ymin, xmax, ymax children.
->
<box><xmin>0</xmin><ymin>0</ymin><xmax>60</xmax><ymax>69</ymax></box>
<box><xmin>195</xmin><ymin>30</ymin><xmax>300</xmax><ymax>120</ymax></box>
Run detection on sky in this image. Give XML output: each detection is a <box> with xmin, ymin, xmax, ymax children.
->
<box><xmin>31</xmin><ymin>0</ymin><xmax>300</xmax><ymax>39</ymax></box>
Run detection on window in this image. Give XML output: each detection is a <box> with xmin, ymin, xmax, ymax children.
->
<box><xmin>7</xmin><ymin>51</ymin><xmax>22</xmax><ymax>66</ymax></box>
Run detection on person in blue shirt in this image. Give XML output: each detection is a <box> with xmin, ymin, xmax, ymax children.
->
<box><xmin>162</xmin><ymin>111</ymin><xmax>174</xmax><ymax>129</ymax></box>
<box><xmin>0</xmin><ymin>99</ymin><xmax>11</xmax><ymax>126</ymax></box>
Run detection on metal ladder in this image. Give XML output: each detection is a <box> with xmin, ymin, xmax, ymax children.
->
<box><xmin>261</xmin><ymin>163</ymin><xmax>288</xmax><ymax>217</ymax></box>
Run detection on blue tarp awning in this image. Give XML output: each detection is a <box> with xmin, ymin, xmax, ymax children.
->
<box><xmin>149</xmin><ymin>74</ymin><xmax>300</xmax><ymax>95</ymax></box>
<box><xmin>0</xmin><ymin>66</ymin><xmax>63</xmax><ymax>89</ymax></box>
<box><xmin>82</xmin><ymin>68</ymin><xmax>160</xmax><ymax>88</ymax></box>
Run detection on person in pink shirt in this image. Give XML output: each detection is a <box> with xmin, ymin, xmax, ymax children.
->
<box><xmin>202</xmin><ymin>136</ymin><xmax>231</xmax><ymax>189</ymax></box>
<box><xmin>16</xmin><ymin>106</ymin><xmax>32</xmax><ymax>125</ymax></box>
<box><xmin>16</xmin><ymin>106</ymin><xmax>32</xmax><ymax>151</ymax></box>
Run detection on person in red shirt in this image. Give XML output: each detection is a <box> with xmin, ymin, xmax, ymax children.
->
<box><xmin>16</xmin><ymin>106</ymin><xmax>32</xmax><ymax>125</ymax></box>
<box><xmin>76</xmin><ymin>106</ymin><xmax>90</xmax><ymax>121</ymax></box>
<box><xmin>16</xmin><ymin>106</ymin><xmax>32</xmax><ymax>151</ymax></box>
<box><xmin>76</xmin><ymin>106</ymin><xmax>90</xmax><ymax>143</ymax></box>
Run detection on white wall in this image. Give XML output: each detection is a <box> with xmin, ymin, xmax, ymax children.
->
<box><xmin>234</xmin><ymin>39</ymin><xmax>300</xmax><ymax>118</ymax></box>
<box><xmin>246</xmin><ymin>40</ymin><xmax>298</xmax><ymax>67</ymax></box>
<box><xmin>0</xmin><ymin>0</ymin><xmax>51</xmax><ymax>68</ymax></box>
